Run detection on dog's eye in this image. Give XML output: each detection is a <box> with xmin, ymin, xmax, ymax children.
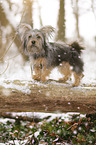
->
<box><xmin>36</xmin><ymin>35</ymin><xmax>41</xmax><ymax>39</ymax></box>
<box><xmin>28</xmin><ymin>35</ymin><xmax>32</xmax><ymax>39</ymax></box>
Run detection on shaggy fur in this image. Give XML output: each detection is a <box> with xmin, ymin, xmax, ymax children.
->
<box><xmin>18</xmin><ymin>23</ymin><xmax>84</xmax><ymax>86</ymax></box>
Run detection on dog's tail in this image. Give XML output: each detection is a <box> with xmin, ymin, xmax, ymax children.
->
<box><xmin>70</xmin><ymin>41</ymin><xmax>84</xmax><ymax>54</ymax></box>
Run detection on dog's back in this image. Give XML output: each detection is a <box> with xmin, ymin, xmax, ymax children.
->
<box><xmin>46</xmin><ymin>42</ymin><xmax>84</xmax><ymax>74</ymax></box>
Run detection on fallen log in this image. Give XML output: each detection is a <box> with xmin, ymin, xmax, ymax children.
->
<box><xmin>0</xmin><ymin>80</ymin><xmax>96</xmax><ymax>113</ymax></box>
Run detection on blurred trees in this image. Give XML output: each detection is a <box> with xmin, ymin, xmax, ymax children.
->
<box><xmin>71</xmin><ymin>0</ymin><xmax>96</xmax><ymax>42</ymax></box>
<box><xmin>0</xmin><ymin>0</ymin><xmax>33</xmax><ymax>61</ymax></box>
<box><xmin>0</xmin><ymin>0</ymin><xmax>96</xmax><ymax>61</ymax></box>
<box><xmin>0</xmin><ymin>2</ymin><xmax>21</xmax><ymax>61</ymax></box>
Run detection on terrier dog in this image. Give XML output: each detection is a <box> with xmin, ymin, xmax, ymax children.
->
<box><xmin>18</xmin><ymin>23</ymin><xmax>84</xmax><ymax>86</ymax></box>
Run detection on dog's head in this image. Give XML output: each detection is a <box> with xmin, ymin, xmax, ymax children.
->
<box><xmin>17</xmin><ymin>23</ymin><xmax>55</xmax><ymax>56</ymax></box>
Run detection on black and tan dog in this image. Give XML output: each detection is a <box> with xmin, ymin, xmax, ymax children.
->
<box><xmin>18</xmin><ymin>23</ymin><xmax>84</xmax><ymax>86</ymax></box>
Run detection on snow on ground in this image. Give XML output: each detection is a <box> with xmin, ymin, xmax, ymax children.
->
<box><xmin>0</xmin><ymin>140</ymin><xmax>70</xmax><ymax>145</ymax></box>
<box><xmin>0</xmin><ymin>112</ymin><xmax>85</xmax><ymax>145</ymax></box>
<box><xmin>0</xmin><ymin>112</ymin><xmax>85</xmax><ymax>123</ymax></box>
<box><xmin>0</xmin><ymin>112</ymin><xmax>86</xmax><ymax>124</ymax></box>
<box><xmin>80</xmin><ymin>48</ymin><xmax>96</xmax><ymax>86</ymax></box>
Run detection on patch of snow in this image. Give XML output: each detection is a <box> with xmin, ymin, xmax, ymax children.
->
<box><xmin>2</xmin><ymin>112</ymin><xmax>85</xmax><ymax>122</ymax></box>
<box><xmin>0</xmin><ymin>118</ymin><xmax>15</xmax><ymax>123</ymax></box>
<box><xmin>81</xmin><ymin>49</ymin><xmax>96</xmax><ymax>85</ymax></box>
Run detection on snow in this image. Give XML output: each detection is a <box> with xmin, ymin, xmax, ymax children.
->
<box><xmin>0</xmin><ymin>112</ymin><xmax>85</xmax><ymax>123</ymax></box>
<box><xmin>82</xmin><ymin>49</ymin><xmax>96</xmax><ymax>85</ymax></box>
<box><xmin>0</xmin><ymin>139</ymin><xmax>69</xmax><ymax>145</ymax></box>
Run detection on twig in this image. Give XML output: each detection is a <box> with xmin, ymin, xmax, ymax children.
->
<box><xmin>0</xmin><ymin>61</ymin><xmax>9</xmax><ymax>75</ymax></box>
<box><xmin>67</xmin><ymin>123</ymin><xmax>78</xmax><ymax>130</ymax></box>
<box><xmin>0</xmin><ymin>34</ymin><xmax>17</xmax><ymax>60</ymax></box>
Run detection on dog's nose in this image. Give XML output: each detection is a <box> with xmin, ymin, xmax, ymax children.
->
<box><xmin>31</xmin><ymin>40</ymin><xmax>36</xmax><ymax>45</ymax></box>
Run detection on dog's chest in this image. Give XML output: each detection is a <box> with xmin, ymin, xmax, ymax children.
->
<box><xmin>30</xmin><ymin>57</ymin><xmax>47</xmax><ymax>67</ymax></box>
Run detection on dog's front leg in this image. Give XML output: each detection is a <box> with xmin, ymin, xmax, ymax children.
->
<box><xmin>32</xmin><ymin>64</ymin><xmax>41</xmax><ymax>81</ymax></box>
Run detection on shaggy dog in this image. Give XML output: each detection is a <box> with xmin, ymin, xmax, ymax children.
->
<box><xmin>18</xmin><ymin>23</ymin><xmax>84</xmax><ymax>86</ymax></box>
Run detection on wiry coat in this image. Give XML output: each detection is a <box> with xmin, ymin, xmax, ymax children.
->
<box><xmin>18</xmin><ymin>23</ymin><xmax>84</xmax><ymax>86</ymax></box>
<box><xmin>45</xmin><ymin>42</ymin><xmax>83</xmax><ymax>74</ymax></box>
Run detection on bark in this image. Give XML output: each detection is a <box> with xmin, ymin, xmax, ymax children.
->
<box><xmin>0</xmin><ymin>80</ymin><xmax>96</xmax><ymax>113</ymax></box>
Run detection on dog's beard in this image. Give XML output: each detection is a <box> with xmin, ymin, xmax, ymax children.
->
<box><xmin>26</xmin><ymin>40</ymin><xmax>42</xmax><ymax>55</ymax></box>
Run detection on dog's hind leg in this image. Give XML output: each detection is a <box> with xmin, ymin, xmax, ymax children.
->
<box><xmin>41</xmin><ymin>66</ymin><xmax>53</xmax><ymax>82</ymax></box>
<box><xmin>58</xmin><ymin>62</ymin><xmax>71</xmax><ymax>82</ymax></box>
<box><xmin>72</xmin><ymin>72</ymin><xmax>84</xmax><ymax>87</ymax></box>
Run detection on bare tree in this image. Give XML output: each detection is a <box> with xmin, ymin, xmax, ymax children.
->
<box><xmin>71</xmin><ymin>0</ymin><xmax>80</xmax><ymax>39</ymax></box>
<box><xmin>21</xmin><ymin>0</ymin><xmax>33</xmax><ymax>27</ymax></box>
<box><xmin>56</xmin><ymin>0</ymin><xmax>66</xmax><ymax>41</ymax></box>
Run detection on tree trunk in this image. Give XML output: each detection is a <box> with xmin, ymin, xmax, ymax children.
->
<box><xmin>75</xmin><ymin>0</ymin><xmax>80</xmax><ymax>38</ymax></box>
<box><xmin>22</xmin><ymin>0</ymin><xmax>33</xmax><ymax>27</ymax></box>
<box><xmin>56</xmin><ymin>0</ymin><xmax>66</xmax><ymax>41</ymax></box>
<box><xmin>71</xmin><ymin>0</ymin><xmax>80</xmax><ymax>39</ymax></box>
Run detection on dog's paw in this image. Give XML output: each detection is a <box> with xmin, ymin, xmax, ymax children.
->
<box><xmin>40</xmin><ymin>75</ymin><xmax>47</xmax><ymax>82</ymax></box>
<box><xmin>59</xmin><ymin>77</ymin><xmax>68</xmax><ymax>82</ymax></box>
<box><xmin>32</xmin><ymin>75</ymin><xmax>40</xmax><ymax>81</ymax></box>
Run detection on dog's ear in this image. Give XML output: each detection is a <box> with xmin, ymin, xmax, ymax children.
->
<box><xmin>23</xmin><ymin>36</ymin><xmax>27</xmax><ymax>50</ymax></box>
<box><xmin>40</xmin><ymin>25</ymin><xmax>55</xmax><ymax>39</ymax></box>
<box><xmin>17</xmin><ymin>23</ymin><xmax>32</xmax><ymax>41</ymax></box>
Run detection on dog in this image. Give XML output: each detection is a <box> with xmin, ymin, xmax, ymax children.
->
<box><xmin>17</xmin><ymin>23</ymin><xmax>84</xmax><ymax>86</ymax></box>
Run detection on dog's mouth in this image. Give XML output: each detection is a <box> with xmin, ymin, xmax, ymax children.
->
<box><xmin>30</xmin><ymin>43</ymin><xmax>40</xmax><ymax>50</ymax></box>
<box><xmin>27</xmin><ymin>44</ymin><xmax>40</xmax><ymax>54</ymax></box>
